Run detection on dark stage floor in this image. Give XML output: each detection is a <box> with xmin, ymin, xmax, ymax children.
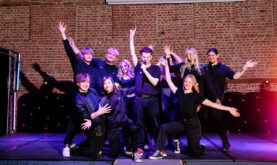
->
<box><xmin>0</xmin><ymin>133</ymin><xmax>277</xmax><ymax>165</ymax></box>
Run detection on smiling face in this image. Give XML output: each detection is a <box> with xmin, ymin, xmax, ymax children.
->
<box><xmin>207</xmin><ymin>51</ymin><xmax>219</xmax><ymax>64</ymax></box>
<box><xmin>103</xmin><ymin>78</ymin><xmax>114</xmax><ymax>93</ymax></box>
<box><xmin>105</xmin><ymin>48</ymin><xmax>119</xmax><ymax>64</ymax></box>
<box><xmin>83</xmin><ymin>52</ymin><xmax>93</xmax><ymax>63</ymax></box>
<box><xmin>77</xmin><ymin>78</ymin><xmax>90</xmax><ymax>93</ymax></box>
<box><xmin>183</xmin><ymin>76</ymin><xmax>193</xmax><ymax>91</ymax></box>
<box><xmin>120</xmin><ymin>61</ymin><xmax>129</xmax><ymax>74</ymax></box>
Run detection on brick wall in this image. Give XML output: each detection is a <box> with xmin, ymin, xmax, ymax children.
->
<box><xmin>1</xmin><ymin>0</ymin><xmax>277</xmax><ymax>97</ymax></box>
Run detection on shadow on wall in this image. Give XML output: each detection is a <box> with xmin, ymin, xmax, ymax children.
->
<box><xmin>17</xmin><ymin>63</ymin><xmax>74</xmax><ymax>132</ymax></box>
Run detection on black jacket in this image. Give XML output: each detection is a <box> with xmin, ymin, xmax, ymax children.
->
<box><xmin>100</xmin><ymin>92</ymin><xmax>128</xmax><ymax>129</ymax></box>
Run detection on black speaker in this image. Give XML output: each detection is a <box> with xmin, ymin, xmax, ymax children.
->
<box><xmin>0</xmin><ymin>47</ymin><xmax>19</xmax><ymax>135</ymax></box>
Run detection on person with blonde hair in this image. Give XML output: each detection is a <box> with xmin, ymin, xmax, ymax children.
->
<box><xmin>149</xmin><ymin>58</ymin><xmax>240</xmax><ymax>159</ymax></box>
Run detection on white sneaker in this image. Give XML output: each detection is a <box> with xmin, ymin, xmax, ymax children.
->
<box><xmin>134</xmin><ymin>152</ymin><xmax>142</xmax><ymax>163</ymax></box>
<box><xmin>63</xmin><ymin>146</ymin><xmax>70</xmax><ymax>157</ymax></box>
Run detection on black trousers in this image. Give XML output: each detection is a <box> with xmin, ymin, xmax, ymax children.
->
<box><xmin>124</xmin><ymin>96</ymin><xmax>137</xmax><ymax>123</ymax></box>
<box><xmin>122</xmin><ymin>121</ymin><xmax>139</xmax><ymax>152</ymax></box>
<box><xmin>64</xmin><ymin>112</ymin><xmax>78</xmax><ymax>146</ymax></box>
<box><xmin>155</xmin><ymin>118</ymin><xmax>202</xmax><ymax>157</ymax></box>
<box><xmin>107</xmin><ymin>121</ymin><xmax>138</xmax><ymax>157</ymax></box>
<box><xmin>77</xmin><ymin>125</ymin><xmax>106</xmax><ymax>159</ymax></box>
<box><xmin>135</xmin><ymin>96</ymin><xmax>160</xmax><ymax>148</ymax></box>
<box><xmin>198</xmin><ymin>106</ymin><xmax>229</xmax><ymax>144</ymax></box>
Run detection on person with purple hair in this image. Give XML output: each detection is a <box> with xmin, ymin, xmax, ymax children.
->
<box><xmin>58</xmin><ymin>22</ymin><xmax>102</xmax><ymax>157</ymax></box>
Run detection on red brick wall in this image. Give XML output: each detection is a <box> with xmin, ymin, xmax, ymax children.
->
<box><xmin>1</xmin><ymin>0</ymin><xmax>277</xmax><ymax>97</ymax></box>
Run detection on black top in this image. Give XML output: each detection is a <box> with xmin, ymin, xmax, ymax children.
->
<box><xmin>91</xmin><ymin>58</ymin><xmax>119</xmax><ymax>83</ymax></box>
<box><xmin>175</xmin><ymin>88</ymin><xmax>205</xmax><ymax>120</ymax></box>
<box><xmin>169</xmin><ymin>62</ymin><xmax>218</xmax><ymax>101</ymax></box>
<box><xmin>62</xmin><ymin>39</ymin><xmax>101</xmax><ymax>94</ymax></box>
<box><xmin>73</xmin><ymin>88</ymin><xmax>102</xmax><ymax>125</ymax></box>
<box><xmin>119</xmin><ymin>77</ymin><xmax>135</xmax><ymax>88</ymax></box>
<box><xmin>100</xmin><ymin>92</ymin><xmax>128</xmax><ymax>129</ymax></box>
<box><xmin>206</xmin><ymin>62</ymin><xmax>235</xmax><ymax>100</ymax></box>
<box><xmin>134</xmin><ymin>62</ymin><xmax>161</xmax><ymax>96</ymax></box>
<box><xmin>118</xmin><ymin>77</ymin><xmax>136</xmax><ymax>97</ymax></box>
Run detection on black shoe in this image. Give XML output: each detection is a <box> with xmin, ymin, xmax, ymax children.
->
<box><xmin>222</xmin><ymin>143</ymin><xmax>231</xmax><ymax>152</ymax></box>
<box><xmin>200</xmin><ymin>144</ymin><xmax>205</xmax><ymax>154</ymax></box>
<box><xmin>149</xmin><ymin>150</ymin><xmax>163</xmax><ymax>160</ymax></box>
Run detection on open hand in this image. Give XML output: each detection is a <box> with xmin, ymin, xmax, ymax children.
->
<box><xmin>58</xmin><ymin>21</ymin><xmax>66</xmax><ymax>33</ymax></box>
<box><xmin>245</xmin><ymin>60</ymin><xmax>258</xmax><ymax>68</ymax></box>
<box><xmin>81</xmin><ymin>119</ymin><xmax>92</xmax><ymax>130</ymax></box>
<box><xmin>229</xmin><ymin>108</ymin><xmax>240</xmax><ymax>117</ymax></box>
<box><xmin>98</xmin><ymin>104</ymin><xmax>111</xmax><ymax>115</ymax></box>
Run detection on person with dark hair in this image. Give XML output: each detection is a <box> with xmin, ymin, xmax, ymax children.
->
<box><xmin>69</xmin><ymin>73</ymin><xmax>111</xmax><ymax>159</ymax></box>
<box><xmin>96</xmin><ymin>76</ymin><xmax>141</xmax><ymax>162</ymax></box>
<box><xmin>58</xmin><ymin>22</ymin><xmax>102</xmax><ymax>157</ymax></box>
<box><xmin>149</xmin><ymin>58</ymin><xmax>240</xmax><ymax>159</ymax></box>
<box><xmin>130</xmin><ymin>28</ymin><xmax>161</xmax><ymax>155</ymax></box>
<box><xmin>200</xmin><ymin>48</ymin><xmax>257</xmax><ymax>151</ymax></box>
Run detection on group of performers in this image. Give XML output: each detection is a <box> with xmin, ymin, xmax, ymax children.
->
<box><xmin>58</xmin><ymin>22</ymin><xmax>257</xmax><ymax>163</ymax></box>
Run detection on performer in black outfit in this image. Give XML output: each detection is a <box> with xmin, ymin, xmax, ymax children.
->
<box><xmin>70</xmin><ymin>73</ymin><xmax>111</xmax><ymax>159</ymax></box>
<box><xmin>167</xmin><ymin>46</ymin><xmax>218</xmax><ymax>102</ymax></box>
<box><xmin>130</xmin><ymin>28</ymin><xmax>161</xmax><ymax>154</ymax></box>
<box><xmin>149</xmin><ymin>58</ymin><xmax>240</xmax><ymax>159</ymax></box>
<box><xmin>199</xmin><ymin>48</ymin><xmax>257</xmax><ymax>151</ymax></box>
<box><xmin>99</xmin><ymin>76</ymin><xmax>142</xmax><ymax>163</ymax></box>
<box><xmin>58</xmin><ymin>22</ymin><xmax>101</xmax><ymax>157</ymax></box>
<box><xmin>117</xmin><ymin>59</ymin><xmax>136</xmax><ymax>122</ymax></box>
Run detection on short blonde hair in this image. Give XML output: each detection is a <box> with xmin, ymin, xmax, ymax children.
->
<box><xmin>106</xmin><ymin>48</ymin><xmax>119</xmax><ymax>57</ymax></box>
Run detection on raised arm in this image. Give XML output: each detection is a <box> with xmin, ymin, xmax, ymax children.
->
<box><xmin>163</xmin><ymin>44</ymin><xmax>182</xmax><ymax>64</ymax></box>
<box><xmin>68</xmin><ymin>37</ymin><xmax>82</xmax><ymax>60</ymax></box>
<box><xmin>202</xmin><ymin>99</ymin><xmax>240</xmax><ymax>117</ymax></box>
<box><xmin>130</xmin><ymin>28</ymin><xmax>138</xmax><ymax>67</ymax></box>
<box><xmin>171</xmin><ymin>52</ymin><xmax>182</xmax><ymax>64</ymax></box>
<box><xmin>160</xmin><ymin>58</ymin><xmax>178</xmax><ymax>94</ymax></box>
<box><xmin>233</xmin><ymin>60</ymin><xmax>258</xmax><ymax>79</ymax></box>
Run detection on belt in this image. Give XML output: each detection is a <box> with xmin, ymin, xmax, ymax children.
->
<box><xmin>137</xmin><ymin>94</ymin><xmax>154</xmax><ymax>99</ymax></box>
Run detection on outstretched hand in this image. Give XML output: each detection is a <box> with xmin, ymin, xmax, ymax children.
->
<box><xmin>229</xmin><ymin>108</ymin><xmax>240</xmax><ymax>117</ymax></box>
<box><xmin>245</xmin><ymin>60</ymin><xmax>258</xmax><ymax>68</ymax></box>
<box><xmin>163</xmin><ymin>44</ymin><xmax>172</xmax><ymax>57</ymax></box>
<box><xmin>98</xmin><ymin>104</ymin><xmax>111</xmax><ymax>115</ymax></box>
<box><xmin>81</xmin><ymin>119</ymin><xmax>92</xmax><ymax>130</ymax></box>
<box><xmin>58</xmin><ymin>21</ymin><xmax>66</xmax><ymax>33</ymax></box>
<box><xmin>130</xmin><ymin>28</ymin><xmax>136</xmax><ymax>38</ymax></box>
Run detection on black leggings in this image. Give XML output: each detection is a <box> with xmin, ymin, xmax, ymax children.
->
<box><xmin>155</xmin><ymin>118</ymin><xmax>202</xmax><ymax>157</ymax></box>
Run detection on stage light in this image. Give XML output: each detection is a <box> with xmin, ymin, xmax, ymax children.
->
<box><xmin>260</xmin><ymin>80</ymin><xmax>271</xmax><ymax>92</ymax></box>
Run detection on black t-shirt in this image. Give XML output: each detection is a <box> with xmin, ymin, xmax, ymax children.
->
<box><xmin>91</xmin><ymin>58</ymin><xmax>119</xmax><ymax>83</ymax></box>
<box><xmin>134</xmin><ymin>62</ymin><xmax>161</xmax><ymax>96</ymax></box>
<box><xmin>119</xmin><ymin>77</ymin><xmax>135</xmax><ymax>88</ymax></box>
<box><xmin>207</xmin><ymin>62</ymin><xmax>235</xmax><ymax>100</ymax></box>
<box><xmin>62</xmin><ymin>40</ymin><xmax>101</xmax><ymax>95</ymax></box>
<box><xmin>175</xmin><ymin>88</ymin><xmax>205</xmax><ymax>120</ymax></box>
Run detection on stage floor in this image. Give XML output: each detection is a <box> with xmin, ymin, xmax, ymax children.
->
<box><xmin>0</xmin><ymin>133</ymin><xmax>277</xmax><ymax>165</ymax></box>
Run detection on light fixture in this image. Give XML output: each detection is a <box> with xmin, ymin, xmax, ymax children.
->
<box><xmin>106</xmin><ymin>0</ymin><xmax>245</xmax><ymax>5</ymax></box>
